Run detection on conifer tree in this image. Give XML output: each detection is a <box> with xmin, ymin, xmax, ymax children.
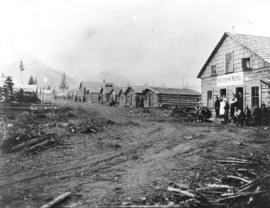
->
<box><xmin>3</xmin><ymin>76</ymin><xmax>14</xmax><ymax>102</ymax></box>
<box><xmin>28</xmin><ymin>75</ymin><xmax>34</xmax><ymax>85</ymax></box>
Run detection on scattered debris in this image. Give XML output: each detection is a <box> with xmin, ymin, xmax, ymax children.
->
<box><xmin>40</xmin><ymin>191</ymin><xmax>71</xmax><ymax>208</ymax></box>
<box><xmin>123</xmin><ymin>155</ymin><xmax>270</xmax><ymax>208</ymax></box>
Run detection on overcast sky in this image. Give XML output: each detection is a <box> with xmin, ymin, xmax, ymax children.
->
<box><xmin>0</xmin><ymin>0</ymin><xmax>270</xmax><ymax>90</ymax></box>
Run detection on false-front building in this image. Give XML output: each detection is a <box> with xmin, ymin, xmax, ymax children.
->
<box><xmin>197</xmin><ymin>32</ymin><xmax>270</xmax><ymax>111</ymax></box>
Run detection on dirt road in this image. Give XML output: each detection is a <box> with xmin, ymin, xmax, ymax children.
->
<box><xmin>0</xmin><ymin>105</ymin><xmax>270</xmax><ymax>207</ymax></box>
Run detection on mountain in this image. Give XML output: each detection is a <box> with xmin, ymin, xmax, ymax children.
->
<box><xmin>85</xmin><ymin>70</ymin><xmax>131</xmax><ymax>87</ymax></box>
<box><xmin>4</xmin><ymin>54</ymin><xmax>78</xmax><ymax>89</ymax></box>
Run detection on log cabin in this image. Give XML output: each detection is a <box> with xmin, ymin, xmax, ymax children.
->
<box><xmin>88</xmin><ymin>92</ymin><xmax>100</xmax><ymax>103</ymax></box>
<box><xmin>142</xmin><ymin>87</ymin><xmax>200</xmax><ymax>108</ymax></box>
<box><xmin>124</xmin><ymin>86</ymin><xmax>146</xmax><ymax>107</ymax></box>
<box><xmin>75</xmin><ymin>81</ymin><xmax>101</xmax><ymax>103</ymax></box>
<box><xmin>197</xmin><ymin>32</ymin><xmax>270</xmax><ymax>113</ymax></box>
<box><xmin>108</xmin><ymin>87</ymin><xmax>121</xmax><ymax>105</ymax></box>
<box><xmin>119</xmin><ymin>88</ymin><xmax>128</xmax><ymax>107</ymax></box>
<box><xmin>100</xmin><ymin>83</ymin><xmax>113</xmax><ymax>104</ymax></box>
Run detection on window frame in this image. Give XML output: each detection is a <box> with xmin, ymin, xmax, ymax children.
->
<box><xmin>225</xmin><ymin>52</ymin><xmax>234</xmax><ymax>74</ymax></box>
<box><xmin>211</xmin><ymin>65</ymin><xmax>217</xmax><ymax>77</ymax></box>
<box><xmin>242</xmin><ymin>57</ymin><xmax>252</xmax><ymax>70</ymax></box>
<box><xmin>251</xmin><ymin>86</ymin><xmax>260</xmax><ymax>108</ymax></box>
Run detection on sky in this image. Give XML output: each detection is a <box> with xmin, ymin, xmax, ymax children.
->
<box><xmin>0</xmin><ymin>0</ymin><xmax>270</xmax><ymax>90</ymax></box>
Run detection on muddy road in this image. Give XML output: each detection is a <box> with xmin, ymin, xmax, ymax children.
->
<box><xmin>0</xmin><ymin>105</ymin><xmax>270</xmax><ymax>207</ymax></box>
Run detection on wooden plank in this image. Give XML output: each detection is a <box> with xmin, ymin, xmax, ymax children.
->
<box><xmin>40</xmin><ymin>192</ymin><xmax>71</xmax><ymax>208</ymax></box>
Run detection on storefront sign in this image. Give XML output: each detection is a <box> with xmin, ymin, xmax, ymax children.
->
<box><xmin>217</xmin><ymin>72</ymin><xmax>243</xmax><ymax>87</ymax></box>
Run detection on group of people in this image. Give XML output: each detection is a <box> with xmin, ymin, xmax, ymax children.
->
<box><xmin>214</xmin><ymin>92</ymin><xmax>269</xmax><ymax>126</ymax></box>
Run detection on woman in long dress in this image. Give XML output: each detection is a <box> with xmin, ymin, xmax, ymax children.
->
<box><xmin>219</xmin><ymin>97</ymin><xmax>225</xmax><ymax>116</ymax></box>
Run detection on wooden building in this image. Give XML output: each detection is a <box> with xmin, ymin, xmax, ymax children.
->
<box><xmin>125</xmin><ymin>86</ymin><xmax>146</xmax><ymax>107</ymax></box>
<box><xmin>119</xmin><ymin>88</ymin><xmax>128</xmax><ymax>107</ymax></box>
<box><xmin>197</xmin><ymin>32</ymin><xmax>270</xmax><ymax>111</ymax></box>
<box><xmin>75</xmin><ymin>82</ymin><xmax>101</xmax><ymax>103</ymax></box>
<box><xmin>108</xmin><ymin>87</ymin><xmax>121</xmax><ymax>105</ymax></box>
<box><xmin>100</xmin><ymin>83</ymin><xmax>113</xmax><ymax>104</ymax></box>
<box><xmin>143</xmin><ymin>87</ymin><xmax>200</xmax><ymax>108</ymax></box>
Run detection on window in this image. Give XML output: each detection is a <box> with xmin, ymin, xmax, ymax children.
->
<box><xmin>207</xmin><ymin>90</ymin><xmax>213</xmax><ymax>108</ymax></box>
<box><xmin>225</xmin><ymin>52</ymin><xmax>233</xmax><ymax>73</ymax></box>
<box><xmin>211</xmin><ymin>65</ymin><xmax>217</xmax><ymax>76</ymax></box>
<box><xmin>251</xmin><ymin>86</ymin><xmax>259</xmax><ymax>107</ymax></box>
<box><xmin>242</xmin><ymin>58</ymin><xmax>251</xmax><ymax>70</ymax></box>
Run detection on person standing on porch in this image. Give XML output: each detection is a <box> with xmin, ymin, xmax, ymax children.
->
<box><xmin>230</xmin><ymin>94</ymin><xmax>238</xmax><ymax>122</ymax></box>
<box><xmin>219</xmin><ymin>97</ymin><xmax>225</xmax><ymax>117</ymax></box>
<box><xmin>223</xmin><ymin>96</ymin><xmax>229</xmax><ymax>124</ymax></box>
<box><xmin>237</xmin><ymin>92</ymin><xmax>244</xmax><ymax>111</ymax></box>
<box><xmin>214</xmin><ymin>96</ymin><xmax>220</xmax><ymax>118</ymax></box>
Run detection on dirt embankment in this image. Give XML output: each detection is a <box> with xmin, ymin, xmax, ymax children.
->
<box><xmin>0</xmin><ymin>104</ymin><xmax>270</xmax><ymax>208</ymax></box>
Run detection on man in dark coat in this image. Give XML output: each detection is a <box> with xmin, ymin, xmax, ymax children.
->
<box><xmin>244</xmin><ymin>105</ymin><xmax>251</xmax><ymax>126</ymax></box>
<box><xmin>214</xmin><ymin>96</ymin><xmax>220</xmax><ymax>118</ymax></box>
<box><xmin>237</xmin><ymin>92</ymin><xmax>244</xmax><ymax>111</ymax></box>
<box><xmin>224</xmin><ymin>97</ymin><xmax>229</xmax><ymax>124</ymax></box>
<box><xmin>252</xmin><ymin>105</ymin><xmax>262</xmax><ymax>126</ymax></box>
<box><xmin>261</xmin><ymin>104</ymin><xmax>269</xmax><ymax>126</ymax></box>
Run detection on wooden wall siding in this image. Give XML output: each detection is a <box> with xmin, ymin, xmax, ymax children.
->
<box><xmin>89</xmin><ymin>93</ymin><xmax>99</xmax><ymax>103</ymax></box>
<box><xmin>159</xmin><ymin>94</ymin><xmax>200</xmax><ymax>107</ymax></box>
<box><xmin>201</xmin><ymin>36</ymin><xmax>267</xmax><ymax>79</ymax></box>
<box><xmin>119</xmin><ymin>94</ymin><xmax>127</xmax><ymax>107</ymax></box>
<box><xmin>143</xmin><ymin>91</ymin><xmax>159</xmax><ymax>107</ymax></box>
<box><xmin>143</xmin><ymin>90</ymin><xmax>200</xmax><ymax>108</ymax></box>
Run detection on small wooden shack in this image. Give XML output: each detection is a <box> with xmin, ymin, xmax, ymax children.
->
<box><xmin>75</xmin><ymin>81</ymin><xmax>102</xmax><ymax>103</ymax></box>
<box><xmin>108</xmin><ymin>87</ymin><xmax>121</xmax><ymax>105</ymax></box>
<box><xmin>142</xmin><ymin>87</ymin><xmax>200</xmax><ymax>108</ymax></box>
<box><xmin>119</xmin><ymin>88</ymin><xmax>128</xmax><ymax>107</ymax></box>
<box><xmin>125</xmin><ymin>86</ymin><xmax>146</xmax><ymax>107</ymax></box>
<box><xmin>100</xmin><ymin>83</ymin><xmax>113</xmax><ymax>104</ymax></box>
<box><xmin>88</xmin><ymin>92</ymin><xmax>100</xmax><ymax>103</ymax></box>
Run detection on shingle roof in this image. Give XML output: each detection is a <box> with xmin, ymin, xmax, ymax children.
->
<box><xmin>146</xmin><ymin>87</ymin><xmax>200</xmax><ymax>96</ymax></box>
<box><xmin>197</xmin><ymin>32</ymin><xmax>270</xmax><ymax>78</ymax></box>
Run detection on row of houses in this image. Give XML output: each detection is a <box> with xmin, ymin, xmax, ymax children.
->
<box><xmin>75</xmin><ymin>82</ymin><xmax>201</xmax><ymax>109</ymax></box>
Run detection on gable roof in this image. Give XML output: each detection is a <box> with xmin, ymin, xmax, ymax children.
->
<box><xmin>109</xmin><ymin>87</ymin><xmax>121</xmax><ymax>95</ymax></box>
<box><xmin>197</xmin><ymin>32</ymin><xmax>270</xmax><ymax>78</ymax></box>
<box><xmin>145</xmin><ymin>87</ymin><xmax>200</xmax><ymax>96</ymax></box>
<box><xmin>125</xmin><ymin>86</ymin><xmax>146</xmax><ymax>94</ymax></box>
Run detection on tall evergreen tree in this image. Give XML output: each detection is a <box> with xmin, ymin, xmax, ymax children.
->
<box><xmin>3</xmin><ymin>76</ymin><xmax>14</xmax><ymax>102</ymax></box>
<box><xmin>28</xmin><ymin>75</ymin><xmax>34</xmax><ymax>85</ymax></box>
<box><xmin>59</xmin><ymin>72</ymin><xmax>68</xmax><ymax>91</ymax></box>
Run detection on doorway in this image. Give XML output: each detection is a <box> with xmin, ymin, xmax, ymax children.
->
<box><xmin>236</xmin><ymin>87</ymin><xmax>244</xmax><ymax>110</ymax></box>
<box><xmin>220</xmin><ymin>89</ymin><xmax>226</xmax><ymax>97</ymax></box>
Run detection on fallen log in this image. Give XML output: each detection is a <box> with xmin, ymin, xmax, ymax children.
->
<box><xmin>225</xmin><ymin>175</ymin><xmax>251</xmax><ymax>184</ymax></box>
<box><xmin>236</xmin><ymin>169</ymin><xmax>257</xmax><ymax>178</ymax></box>
<box><xmin>206</xmin><ymin>184</ymin><xmax>233</xmax><ymax>190</ymax></box>
<box><xmin>120</xmin><ymin>205</ymin><xmax>179</xmax><ymax>208</ymax></box>
<box><xmin>215</xmin><ymin>190</ymin><xmax>267</xmax><ymax>203</ymax></box>
<box><xmin>215</xmin><ymin>159</ymin><xmax>253</xmax><ymax>164</ymax></box>
<box><xmin>12</xmin><ymin>135</ymin><xmax>51</xmax><ymax>151</ymax></box>
<box><xmin>167</xmin><ymin>187</ymin><xmax>195</xmax><ymax>198</ymax></box>
<box><xmin>28</xmin><ymin>139</ymin><xmax>51</xmax><ymax>151</ymax></box>
<box><xmin>40</xmin><ymin>191</ymin><xmax>71</xmax><ymax>208</ymax></box>
<box><xmin>239</xmin><ymin>172</ymin><xmax>270</xmax><ymax>193</ymax></box>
